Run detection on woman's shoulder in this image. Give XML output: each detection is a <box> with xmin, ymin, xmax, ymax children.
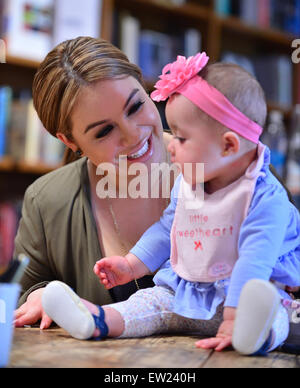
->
<box><xmin>25</xmin><ymin>157</ymin><xmax>87</xmax><ymax>202</ymax></box>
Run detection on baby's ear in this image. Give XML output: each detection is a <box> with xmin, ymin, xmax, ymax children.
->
<box><xmin>221</xmin><ymin>131</ymin><xmax>240</xmax><ymax>156</ymax></box>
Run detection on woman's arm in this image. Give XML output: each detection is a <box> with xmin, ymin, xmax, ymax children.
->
<box><xmin>14</xmin><ymin>184</ymin><xmax>55</xmax><ymax>307</ymax></box>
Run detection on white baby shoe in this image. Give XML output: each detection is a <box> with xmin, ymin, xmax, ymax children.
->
<box><xmin>42</xmin><ymin>281</ymin><xmax>96</xmax><ymax>340</ymax></box>
<box><xmin>232</xmin><ymin>279</ymin><xmax>281</xmax><ymax>355</ymax></box>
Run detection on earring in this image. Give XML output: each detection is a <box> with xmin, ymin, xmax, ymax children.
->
<box><xmin>75</xmin><ymin>149</ymin><xmax>83</xmax><ymax>157</ymax></box>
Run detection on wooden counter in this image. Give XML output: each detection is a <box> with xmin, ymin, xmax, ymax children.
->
<box><xmin>8</xmin><ymin>327</ymin><xmax>299</xmax><ymax>368</ymax></box>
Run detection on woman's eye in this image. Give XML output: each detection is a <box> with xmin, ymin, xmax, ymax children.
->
<box><xmin>127</xmin><ymin>100</ymin><xmax>145</xmax><ymax>116</ymax></box>
<box><xmin>96</xmin><ymin>124</ymin><xmax>114</xmax><ymax>139</ymax></box>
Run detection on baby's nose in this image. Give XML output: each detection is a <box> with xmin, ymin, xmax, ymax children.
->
<box><xmin>167</xmin><ymin>140</ymin><xmax>175</xmax><ymax>155</ymax></box>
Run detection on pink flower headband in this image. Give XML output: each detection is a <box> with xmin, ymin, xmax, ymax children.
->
<box><xmin>151</xmin><ymin>53</ymin><xmax>263</xmax><ymax>144</ymax></box>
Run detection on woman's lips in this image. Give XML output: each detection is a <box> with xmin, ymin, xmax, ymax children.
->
<box><xmin>117</xmin><ymin>134</ymin><xmax>154</xmax><ymax>164</ymax></box>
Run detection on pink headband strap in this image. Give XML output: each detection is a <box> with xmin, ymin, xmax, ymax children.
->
<box><xmin>151</xmin><ymin>53</ymin><xmax>263</xmax><ymax>144</ymax></box>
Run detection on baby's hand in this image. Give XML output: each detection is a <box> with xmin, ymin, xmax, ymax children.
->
<box><xmin>195</xmin><ymin>307</ymin><xmax>236</xmax><ymax>351</ymax></box>
<box><xmin>195</xmin><ymin>319</ymin><xmax>234</xmax><ymax>351</ymax></box>
<box><xmin>94</xmin><ymin>256</ymin><xmax>134</xmax><ymax>289</ymax></box>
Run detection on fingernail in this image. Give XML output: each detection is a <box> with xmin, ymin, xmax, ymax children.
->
<box><xmin>40</xmin><ymin>323</ymin><xmax>45</xmax><ymax>330</ymax></box>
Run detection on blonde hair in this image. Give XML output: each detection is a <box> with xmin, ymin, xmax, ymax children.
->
<box><xmin>198</xmin><ymin>62</ymin><xmax>267</xmax><ymax>133</ymax></box>
<box><xmin>32</xmin><ymin>37</ymin><xmax>144</xmax><ymax>163</ymax></box>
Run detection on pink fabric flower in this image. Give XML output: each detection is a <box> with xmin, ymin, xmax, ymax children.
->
<box><xmin>151</xmin><ymin>52</ymin><xmax>210</xmax><ymax>102</ymax></box>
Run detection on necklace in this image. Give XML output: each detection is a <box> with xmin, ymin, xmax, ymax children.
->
<box><xmin>108</xmin><ymin>196</ymin><xmax>170</xmax><ymax>291</ymax></box>
<box><xmin>108</xmin><ymin>202</ymin><xmax>140</xmax><ymax>290</ymax></box>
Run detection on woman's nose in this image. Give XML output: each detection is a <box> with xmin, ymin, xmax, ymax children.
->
<box><xmin>119</xmin><ymin>122</ymin><xmax>142</xmax><ymax>148</ymax></box>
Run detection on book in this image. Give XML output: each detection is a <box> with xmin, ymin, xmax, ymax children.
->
<box><xmin>5</xmin><ymin>0</ymin><xmax>54</xmax><ymax>61</ymax></box>
<box><xmin>7</xmin><ymin>95</ymin><xmax>30</xmax><ymax>161</ymax></box>
<box><xmin>221</xmin><ymin>52</ymin><xmax>256</xmax><ymax>76</ymax></box>
<box><xmin>40</xmin><ymin>127</ymin><xmax>64</xmax><ymax>166</ymax></box>
<box><xmin>0</xmin><ymin>38</ymin><xmax>5</xmax><ymax>62</ymax></box>
<box><xmin>184</xmin><ymin>28</ymin><xmax>202</xmax><ymax>57</ymax></box>
<box><xmin>258</xmin><ymin>0</ymin><xmax>271</xmax><ymax>28</ymax></box>
<box><xmin>119</xmin><ymin>13</ymin><xmax>140</xmax><ymax>65</ymax></box>
<box><xmin>139</xmin><ymin>30</ymin><xmax>174</xmax><ymax>81</ymax></box>
<box><xmin>298</xmin><ymin>70</ymin><xmax>300</xmax><ymax>104</ymax></box>
<box><xmin>240</xmin><ymin>0</ymin><xmax>258</xmax><ymax>25</ymax></box>
<box><xmin>284</xmin><ymin>0</ymin><xmax>300</xmax><ymax>35</ymax></box>
<box><xmin>0</xmin><ymin>86</ymin><xmax>12</xmax><ymax>158</ymax></box>
<box><xmin>6</xmin><ymin>93</ymin><xmax>63</xmax><ymax>165</ymax></box>
<box><xmin>169</xmin><ymin>0</ymin><xmax>186</xmax><ymax>5</ymax></box>
<box><xmin>254</xmin><ymin>55</ymin><xmax>293</xmax><ymax>108</ymax></box>
<box><xmin>24</xmin><ymin>99</ymin><xmax>42</xmax><ymax>164</ymax></box>
<box><xmin>52</xmin><ymin>0</ymin><xmax>102</xmax><ymax>47</ymax></box>
<box><xmin>214</xmin><ymin>0</ymin><xmax>231</xmax><ymax>16</ymax></box>
<box><xmin>0</xmin><ymin>202</ymin><xmax>18</xmax><ymax>268</ymax></box>
<box><xmin>277</xmin><ymin>56</ymin><xmax>292</xmax><ymax>108</ymax></box>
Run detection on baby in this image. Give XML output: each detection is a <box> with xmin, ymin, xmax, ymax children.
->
<box><xmin>42</xmin><ymin>53</ymin><xmax>300</xmax><ymax>355</ymax></box>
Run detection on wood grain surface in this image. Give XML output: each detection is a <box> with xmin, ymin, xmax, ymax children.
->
<box><xmin>8</xmin><ymin>327</ymin><xmax>299</xmax><ymax>368</ymax></box>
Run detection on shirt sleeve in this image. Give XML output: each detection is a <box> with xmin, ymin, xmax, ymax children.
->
<box><xmin>14</xmin><ymin>185</ymin><xmax>56</xmax><ymax>307</ymax></box>
<box><xmin>130</xmin><ymin>175</ymin><xmax>181</xmax><ymax>273</ymax></box>
<box><xmin>225</xmin><ymin>182</ymin><xmax>291</xmax><ymax>308</ymax></box>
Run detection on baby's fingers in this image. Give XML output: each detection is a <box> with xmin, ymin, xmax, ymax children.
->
<box><xmin>40</xmin><ymin>312</ymin><xmax>53</xmax><ymax>330</ymax></box>
<box><xmin>215</xmin><ymin>337</ymin><xmax>232</xmax><ymax>352</ymax></box>
<box><xmin>195</xmin><ymin>337</ymin><xmax>222</xmax><ymax>349</ymax></box>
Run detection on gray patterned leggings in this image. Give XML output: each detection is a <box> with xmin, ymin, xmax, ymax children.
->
<box><xmin>106</xmin><ymin>286</ymin><xmax>289</xmax><ymax>351</ymax></box>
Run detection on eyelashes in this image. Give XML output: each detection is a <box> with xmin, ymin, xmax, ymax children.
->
<box><xmin>95</xmin><ymin>124</ymin><xmax>114</xmax><ymax>139</ymax></box>
<box><xmin>174</xmin><ymin>136</ymin><xmax>186</xmax><ymax>144</ymax></box>
<box><xmin>95</xmin><ymin>100</ymin><xmax>145</xmax><ymax>139</ymax></box>
<box><xmin>127</xmin><ymin>100</ymin><xmax>145</xmax><ymax>116</ymax></box>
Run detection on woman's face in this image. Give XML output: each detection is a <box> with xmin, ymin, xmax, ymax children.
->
<box><xmin>68</xmin><ymin>76</ymin><xmax>164</xmax><ymax>171</ymax></box>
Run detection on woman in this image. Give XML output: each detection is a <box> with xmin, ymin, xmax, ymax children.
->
<box><xmin>14</xmin><ymin>37</ymin><xmax>173</xmax><ymax>329</ymax></box>
<box><xmin>14</xmin><ymin>36</ymin><xmax>295</xmax><ymax>330</ymax></box>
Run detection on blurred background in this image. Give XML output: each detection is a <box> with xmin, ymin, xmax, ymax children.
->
<box><xmin>0</xmin><ymin>0</ymin><xmax>299</xmax><ymax>268</ymax></box>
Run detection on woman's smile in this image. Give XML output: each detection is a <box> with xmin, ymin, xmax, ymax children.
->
<box><xmin>120</xmin><ymin>133</ymin><xmax>154</xmax><ymax>163</ymax></box>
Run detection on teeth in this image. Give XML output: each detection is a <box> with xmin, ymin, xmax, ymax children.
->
<box><xmin>128</xmin><ymin>140</ymin><xmax>149</xmax><ymax>159</ymax></box>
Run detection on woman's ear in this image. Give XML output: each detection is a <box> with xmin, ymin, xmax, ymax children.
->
<box><xmin>57</xmin><ymin>132</ymin><xmax>78</xmax><ymax>153</ymax></box>
<box><xmin>222</xmin><ymin>131</ymin><xmax>240</xmax><ymax>156</ymax></box>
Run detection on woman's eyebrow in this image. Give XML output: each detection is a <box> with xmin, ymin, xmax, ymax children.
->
<box><xmin>84</xmin><ymin>120</ymin><xmax>108</xmax><ymax>134</ymax></box>
<box><xmin>123</xmin><ymin>88</ymin><xmax>139</xmax><ymax>110</ymax></box>
<box><xmin>84</xmin><ymin>89</ymin><xmax>140</xmax><ymax>134</ymax></box>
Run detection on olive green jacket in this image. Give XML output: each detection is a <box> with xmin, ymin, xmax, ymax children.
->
<box><xmin>15</xmin><ymin>157</ymin><xmax>153</xmax><ymax>307</ymax></box>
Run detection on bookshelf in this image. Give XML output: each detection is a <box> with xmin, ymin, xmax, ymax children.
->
<box><xmin>1</xmin><ymin>0</ymin><xmax>299</xmax><ymax>193</ymax></box>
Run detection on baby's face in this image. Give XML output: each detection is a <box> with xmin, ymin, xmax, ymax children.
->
<box><xmin>166</xmin><ymin>94</ymin><xmax>225</xmax><ymax>185</ymax></box>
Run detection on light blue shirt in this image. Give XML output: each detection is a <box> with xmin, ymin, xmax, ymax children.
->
<box><xmin>130</xmin><ymin>146</ymin><xmax>300</xmax><ymax>319</ymax></box>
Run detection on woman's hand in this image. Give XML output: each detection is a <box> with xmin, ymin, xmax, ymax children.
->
<box><xmin>94</xmin><ymin>256</ymin><xmax>134</xmax><ymax>289</ymax></box>
<box><xmin>14</xmin><ymin>288</ymin><xmax>52</xmax><ymax>329</ymax></box>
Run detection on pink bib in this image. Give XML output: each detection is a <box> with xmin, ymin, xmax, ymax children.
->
<box><xmin>170</xmin><ymin>143</ymin><xmax>266</xmax><ymax>283</ymax></box>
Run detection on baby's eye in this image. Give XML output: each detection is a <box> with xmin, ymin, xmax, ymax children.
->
<box><xmin>175</xmin><ymin>136</ymin><xmax>186</xmax><ymax>144</ymax></box>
